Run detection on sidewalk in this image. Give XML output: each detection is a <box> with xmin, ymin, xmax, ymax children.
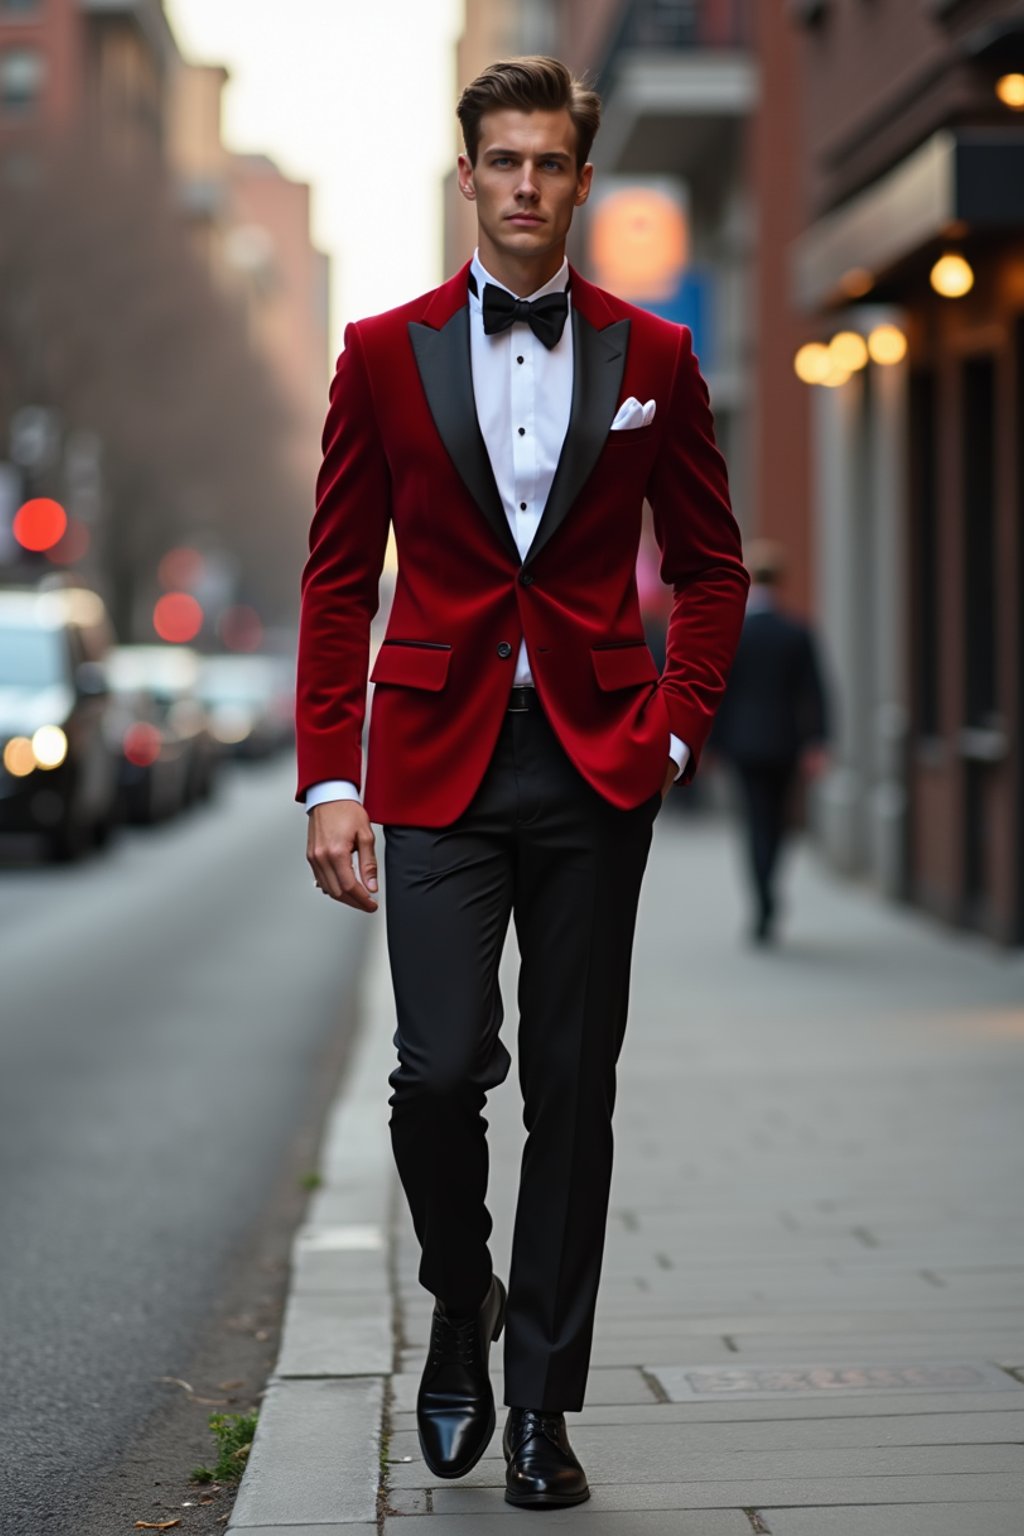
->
<box><xmin>228</xmin><ymin>811</ymin><xmax>1024</xmax><ymax>1536</ymax></box>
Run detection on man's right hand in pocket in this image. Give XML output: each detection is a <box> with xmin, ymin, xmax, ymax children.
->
<box><xmin>307</xmin><ymin>800</ymin><xmax>379</xmax><ymax>913</ymax></box>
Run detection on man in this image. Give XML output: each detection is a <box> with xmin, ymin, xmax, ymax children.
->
<box><xmin>296</xmin><ymin>57</ymin><xmax>748</xmax><ymax>1509</ymax></box>
<box><xmin>712</xmin><ymin>539</ymin><xmax>830</xmax><ymax>944</ymax></box>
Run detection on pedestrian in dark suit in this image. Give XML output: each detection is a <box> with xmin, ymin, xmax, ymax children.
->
<box><xmin>296</xmin><ymin>58</ymin><xmax>748</xmax><ymax>1506</ymax></box>
<box><xmin>712</xmin><ymin>540</ymin><xmax>830</xmax><ymax>944</ymax></box>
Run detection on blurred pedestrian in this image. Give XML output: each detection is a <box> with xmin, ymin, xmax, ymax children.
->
<box><xmin>296</xmin><ymin>58</ymin><xmax>748</xmax><ymax>1507</ymax></box>
<box><xmin>713</xmin><ymin>539</ymin><xmax>830</xmax><ymax>944</ymax></box>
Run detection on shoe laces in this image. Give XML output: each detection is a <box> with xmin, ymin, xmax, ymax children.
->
<box><xmin>515</xmin><ymin>1408</ymin><xmax>565</xmax><ymax>1447</ymax></box>
<box><xmin>427</xmin><ymin>1310</ymin><xmax>479</xmax><ymax>1369</ymax></box>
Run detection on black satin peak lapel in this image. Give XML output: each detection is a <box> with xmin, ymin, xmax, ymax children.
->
<box><xmin>524</xmin><ymin>312</ymin><xmax>630</xmax><ymax>567</ymax></box>
<box><xmin>408</xmin><ymin>311</ymin><xmax>520</xmax><ymax>565</ymax></box>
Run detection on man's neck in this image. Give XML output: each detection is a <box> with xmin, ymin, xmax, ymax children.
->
<box><xmin>475</xmin><ymin>236</ymin><xmax>568</xmax><ymax>298</ymax></box>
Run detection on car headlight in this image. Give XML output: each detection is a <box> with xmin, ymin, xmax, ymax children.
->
<box><xmin>32</xmin><ymin>725</ymin><xmax>68</xmax><ymax>769</ymax></box>
<box><xmin>3</xmin><ymin>737</ymin><xmax>36</xmax><ymax>777</ymax></box>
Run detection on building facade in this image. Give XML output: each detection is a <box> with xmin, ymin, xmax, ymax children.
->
<box><xmin>775</xmin><ymin>0</ymin><xmax>1024</xmax><ymax>944</ymax></box>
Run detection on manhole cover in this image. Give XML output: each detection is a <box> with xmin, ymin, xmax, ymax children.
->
<box><xmin>647</xmin><ymin>1361</ymin><xmax>1021</xmax><ymax>1401</ymax></box>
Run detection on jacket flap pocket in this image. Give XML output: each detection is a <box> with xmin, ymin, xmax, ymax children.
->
<box><xmin>591</xmin><ymin>642</ymin><xmax>659</xmax><ymax>691</ymax></box>
<box><xmin>370</xmin><ymin>641</ymin><xmax>452</xmax><ymax>691</ymax></box>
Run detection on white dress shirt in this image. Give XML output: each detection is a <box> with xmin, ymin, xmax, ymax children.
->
<box><xmin>305</xmin><ymin>250</ymin><xmax>688</xmax><ymax>811</ymax></box>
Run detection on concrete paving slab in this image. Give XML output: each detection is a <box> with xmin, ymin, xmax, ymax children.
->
<box><xmin>228</xmin><ymin>1378</ymin><xmax>382</xmax><ymax>1528</ymax></box>
<box><xmin>384</xmin><ymin>1513</ymin><xmax>753</xmax><ymax>1533</ymax></box>
<box><xmin>390</xmin><ymin>1393</ymin><xmax>1024</xmax><ymax>1430</ymax></box>
<box><xmin>276</xmin><ymin>1290</ymin><xmax>392</xmax><ymax>1378</ymax></box>
<box><xmin>387</xmin><ymin>1407</ymin><xmax>1024</xmax><ymax>1460</ymax></box>
<box><xmin>764</xmin><ymin>1506</ymin><xmax>1024</xmax><ymax>1536</ymax></box>
<box><xmin>388</xmin><ymin>1441</ymin><xmax>1022</xmax><ymax>1491</ymax></box>
<box><xmin>425</xmin><ymin>1473</ymin><xmax>1024</xmax><ymax>1512</ymax></box>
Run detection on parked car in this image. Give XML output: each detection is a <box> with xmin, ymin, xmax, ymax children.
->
<box><xmin>103</xmin><ymin>676</ymin><xmax>189</xmax><ymax>825</ymax></box>
<box><xmin>106</xmin><ymin>645</ymin><xmax>219</xmax><ymax>815</ymax></box>
<box><xmin>0</xmin><ymin>585</ymin><xmax>119</xmax><ymax>860</ymax></box>
<box><xmin>198</xmin><ymin>654</ymin><xmax>294</xmax><ymax>759</ymax></box>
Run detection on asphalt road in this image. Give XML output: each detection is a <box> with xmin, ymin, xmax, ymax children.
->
<box><xmin>0</xmin><ymin>758</ymin><xmax>367</xmax><ymax>1532</ymax></box>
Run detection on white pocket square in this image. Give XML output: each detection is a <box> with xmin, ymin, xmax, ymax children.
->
<box><xmin>610</xmin><ymin>397</ymin><xmax>657</xmax><ymax>431</ymax></box>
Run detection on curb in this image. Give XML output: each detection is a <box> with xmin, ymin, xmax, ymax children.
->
<box><xmin>227</xmin><ymin>924</ymin><xmax>396</xmax><ymax>1532</ymax></box>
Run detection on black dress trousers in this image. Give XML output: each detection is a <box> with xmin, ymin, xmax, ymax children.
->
<box><xmin>382</xmin><ymin>695</ymin><xmax>659</xmax><ymax>1412</ymax></box>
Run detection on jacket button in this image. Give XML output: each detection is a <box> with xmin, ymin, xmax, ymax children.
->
<box><xmin>496</xmin><ymin>641</ymin><xmax>513</xmax><ymax>658</ymax></box>
<box><xmin>519</xmin><ymin>570</ymin><xmax>534</xmax><ymax>587</ymax></box>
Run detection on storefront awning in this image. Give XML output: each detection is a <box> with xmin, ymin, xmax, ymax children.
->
<box><xmin>790</xmin><ymin>128</ymin><xmax>1024</xmax><ymax>312</ymax></box>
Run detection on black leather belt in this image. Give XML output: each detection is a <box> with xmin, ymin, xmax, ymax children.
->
<box><xmin>507</xmin><ymin>685</ymin><xmax>539</xmax><ymax>713</ymax></box>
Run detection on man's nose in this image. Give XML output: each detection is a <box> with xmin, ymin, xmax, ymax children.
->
<box><xmin>514</xmin><ymin>166</ymin><xmax>540</xmax><ymax>199</ymax></box>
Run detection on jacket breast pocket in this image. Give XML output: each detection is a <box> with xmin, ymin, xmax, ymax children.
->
<box><xmin>370</xmin><ymin>639</ymin><xmax>452</xmax><ymax>691</ymax></box>
<box><xmin>604</xmin><ymin>424</ymin><xmax>657</xmax><ymax>448</ymax></box>
<box><xmin>591</xmin><ymin>642</ymin><xmax>660</xmax><ymax>691</ymax></box>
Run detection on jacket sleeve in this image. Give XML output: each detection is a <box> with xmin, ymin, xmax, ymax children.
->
<box><xmin>645</xmin><ymin>325</ymin><xmax>750</xmax><ymax>783</ymax></box>
<box><xmin>294</xmin><ymin>323</ymin><xmax>391</xmax><ymax>801</ymax></box>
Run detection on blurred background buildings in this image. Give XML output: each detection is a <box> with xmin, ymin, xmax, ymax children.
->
<box><xmin>0</xmin><ymin>0</ymin><xmax>328</xmax><ymax>639</ymax></box>
<box><xmin>2</xmin><ymin>0</ymin><xmax>1023</xmax><ymax>945</ymax></box>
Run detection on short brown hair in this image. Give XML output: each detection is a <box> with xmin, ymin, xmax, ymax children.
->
<box><xmin>457</xmin><ymin>57</ymin><xmax>601</xmax><ymax>169</ymax></box>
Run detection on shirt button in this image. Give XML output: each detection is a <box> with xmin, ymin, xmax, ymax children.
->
<box><xmin>519</xmin><ymin>570</ymin><xmax>535</xmax><ymax>587</ymax></box>
<box><xmin>518</xmin><ymin>427</ymin><xmax>526</xmax><ymax>436</ymax></box>
<box><xmin>516</xmin><ymin>355</ymin><xmax>524</xmax><ymax>365</ymax></box>
<box><xmin>496</xmin><ymin>641</ymin><xmax>513</xmax><ymax>659</ymax></box>
<box><xmin>519</xmin><ymin>501</ymin><xmax>527</xmax><ymax>511</ymax></box>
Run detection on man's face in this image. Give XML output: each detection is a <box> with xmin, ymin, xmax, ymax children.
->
<box><xmin>458</xmin><ymin>108</ymin><xmax>593</xmax><ymax>265</ymax></box>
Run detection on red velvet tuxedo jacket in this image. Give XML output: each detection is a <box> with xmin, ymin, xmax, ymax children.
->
<box><xmin>295</xmin><ymin>262</ymin><xmax>749</xmax><ymax>826</ymax></box>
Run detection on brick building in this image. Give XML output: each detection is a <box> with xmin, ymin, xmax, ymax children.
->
<box><xmin>768</xmin><ymin>0</ymin><xmax>1024</xmax><ymax>944</ymax></box>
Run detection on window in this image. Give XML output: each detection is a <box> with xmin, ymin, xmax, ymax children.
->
<box><xmin>0</xmin><ymin>46</ymin><xmax>45</xmax><ymax>113</ymax></box>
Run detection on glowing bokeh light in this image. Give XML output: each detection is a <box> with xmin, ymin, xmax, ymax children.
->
<box><xmin>793</xmin><ymin>343</ymin><xmax>832</xmax><ymax>385</ymax></box>
<box><xmin>218</xmin><ymin>604</ymin><xmax>264</xmax><ymax>653</ymax></box>
<box><xmin>829</xmin><ymin>331</ymin><xmax>869</xmax><ymax>372</ymax></box>
<box><xmin>158</xmin><ymin>546</ymin><xmax>205</xmax><ymax>591</ymax></box>
<box><xmin>996</xmin><ymin>73</ymin><xmax>1024</xmax><ymax>109</ymax></box>
<box><xmin>153</xmin><ymin>592</ymin><xmax>203</xmax><ymax>643</ymax></box>
<box><xmin>930</xmin><ymin>253</ymin><xmax>974</xmax><ymax>298</ymax></box>
<box><xmin>123</xmin><ymin>722</ymin><xmax>163</xmax><ymax>768</ymax></box>
<box><xmin>867</xmin><ymin>324</ymin><xmax>908</xmax><ymax>365</ymax></box>
<box><xmin>3</xmin><ymin>737</ymin><xmax>36</xmax><ymax>777</ymax></box>
<box><xmin>32</xmin><ymin>725</ymin><xmax>68</xmax><ymax>769</ymax></box>
<box><xmin>13</xmin><ymin>498</ymin><xmax>67</xmax><ymax>553</ymax></box>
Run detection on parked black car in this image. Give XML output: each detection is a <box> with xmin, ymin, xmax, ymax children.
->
<box><xmin>106</xmin><ymin>645</ymin><xmax>218</xmax><ymax>818</ymax></box>
<box><xmin>0</xmin><ymin>585</ymin><xmax>119</xmax><ymax>859</ymax></box>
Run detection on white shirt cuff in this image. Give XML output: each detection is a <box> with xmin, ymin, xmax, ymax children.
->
<box><xmin>304</xmin><ymin>779</ymin><xmax>362</xmax><ymax>812</ymax></box>
<box><xmin>668</xmin><ymin>734</ymin><xmax>690</xmax><ymax>782</ymax></box>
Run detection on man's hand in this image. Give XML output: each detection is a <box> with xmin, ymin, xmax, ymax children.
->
<box><xmin>307</xmin><ymin>800</ymin><xmax>379</xmax><ymax>913</ymax></box>
<box><xmin>660</xmin><ymin>757</ymin><xmax>677</xmax><ymax>801</ymax></box>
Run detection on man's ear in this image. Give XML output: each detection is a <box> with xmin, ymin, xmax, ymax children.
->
<box><xmin>574</xmin><ymin>162</ymin><xmax>594</xmax><ymax>208</ymax></box>
<box><xmin>457</xmin><ymin>153</ymin><xmax>477</xmax><ymax>202</ymax></box>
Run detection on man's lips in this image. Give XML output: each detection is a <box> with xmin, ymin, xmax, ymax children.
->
<box><xmin>506</xmin><ymin>213</ymin><xmax>544</xmax><ymax>225</ymax></box>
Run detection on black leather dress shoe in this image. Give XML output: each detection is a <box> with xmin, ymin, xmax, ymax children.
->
<box><xmin>416</xmin><ymin>1274</ymin><xmax>506</xmax><ymax>1479</ymax></box>
<box><xmin>503</xmin><ymin>1407</ymin><xmax>590</xmax><ymax>1507</ymax></box>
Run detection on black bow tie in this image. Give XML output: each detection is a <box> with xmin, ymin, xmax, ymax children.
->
<box><xmin>472</xmin><ymin>274</ymin><xmax>570</xmax><ymax>349</ymax></box>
